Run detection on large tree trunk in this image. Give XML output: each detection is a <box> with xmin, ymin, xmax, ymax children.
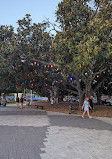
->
<box><xmin>97</xmin><ymin>88</ymin><xmax>102</xmax><ymax>105</ymax></box>
<box><xmin>79</xmin><ymin>94</ymin><xmax>84</xmax><ymax>110</ymax></box>
<box><xmin>85</xmin><ymin>82</ymin><xmax>93</xmax><ymax>98</ymax></box>
<box><xmin>78</xmin><ymin>87</ymin><xmax>85</xmax><ymax>110</ymax></box>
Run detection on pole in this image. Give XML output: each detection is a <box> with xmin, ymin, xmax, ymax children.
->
<box><xmin>24</xmin><ymin>88</ymin><xmax>25</xmax><ymax>95</ymax></box>
<box><xmin>31</xmin><ymin>90</ymin><xmax>33</xmax><ymax>105</ymax></box>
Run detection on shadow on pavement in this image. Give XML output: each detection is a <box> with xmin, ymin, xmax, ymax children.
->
<box><xmin>0</xmin><ymin>111</ymin><xmax>46</xmax><ymax>115</ymax></box>
<box><xmin>49</xmin><ymin>115</ymin><xmax>112</xmax><ymax>131</ymax></box>
<box><xmin>0</xmin><ymin>125</ymin><xmax>48</xmax><ymax>159</ymax></box>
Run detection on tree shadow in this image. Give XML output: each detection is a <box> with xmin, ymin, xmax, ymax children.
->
<box><xmin>0</xmin><ymin>111</ymin><xmax>46</xmax><ymax>116</ymax></box>
<box><xmin>49</xmin><ymin>115</ymin><xmax>112</xmax><ymax>131</ymax></box>
<box><xmin>0</xmin><ymin>125</ymin><xmax>48</xmax><ymax>159</ymax></box>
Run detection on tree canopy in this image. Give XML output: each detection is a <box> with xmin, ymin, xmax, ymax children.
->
<box><xmin>53</xmin><ymin>0</ymin><xmax>112</xmax><ymax>105</ymax></box>
<box><xmin>0</xmin><ymin>1</ymin><xmax>111</xmax><ymax>106</ymax></box>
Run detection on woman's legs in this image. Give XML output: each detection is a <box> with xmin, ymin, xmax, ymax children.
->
<box><xmin>21</xmin><ymin>102</ymin><xmax>23</xmax><ymax>108</ymax></box>
<box><xmin>87</xmin><ymin>111</ymin><xmax>92</xmax><ymax>119</ymax></box>
<box><xmin>16</xmin><ymin>102</ymin><xmax>19</xmax><ymax>107</ymax></box>
<box><xmin>20</xmin><ymin>102</ymin><xmax>23</xmax><ymax>109</ymax></box>
<box><xmin>82</xmin><ymin>111</ymin><xmax>86</xmax><ymax>118</ymax></box>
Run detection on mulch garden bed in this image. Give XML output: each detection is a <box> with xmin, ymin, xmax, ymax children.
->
<box><xmin>31</xmin><ymin>101</ymin><xmax>112</xmax><ymax>118</ymax></box>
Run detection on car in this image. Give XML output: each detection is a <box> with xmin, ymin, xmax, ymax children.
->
<box><xmin>106</xmin><ymin>99</ymin><xmax>112</xmax><ymax>106</ymax></box>
<box><xmin>101</xmin><ymin>98</ymin><xmax>112</xmax><ymax>106</ymax></box>
<box><xmin>63</xmin><ymin>97</ymin><xmax>79</xmax><ymax>102</ymax></box>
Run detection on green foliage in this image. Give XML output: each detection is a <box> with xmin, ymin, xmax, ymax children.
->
<box><xmin>0</xmin><ymin>25</ymin><xmax>17</xmax><ymax>92</ymax></box>
<box><xmin>0</xmin><ymin>15</ymin><xmax>64</xmax><ymax>96</ymax></box>
<box><xmin>54</xmin><ymin>0</ymin><xmax>112</xmax><ymax>97</ymax></box>
<box><xmin>0</xmin><ymin>1</ymin><xmax>111</xmax><ymax>99</ymax></box>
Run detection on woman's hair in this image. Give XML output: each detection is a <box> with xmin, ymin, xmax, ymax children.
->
<box><xmin>85</xmin><ymin>97</ymin><xmax>89</xmax><ymax>101</ymax></box>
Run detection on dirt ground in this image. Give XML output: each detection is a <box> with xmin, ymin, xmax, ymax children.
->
<box><xmin>31</xmin><ymin>101</ymin><xmax>112</xmax><ymax>118</ymax></box>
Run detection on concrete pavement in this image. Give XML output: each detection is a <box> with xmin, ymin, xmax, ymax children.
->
<box><xmin>0</xmin><ymin>105</ymin><xmax>111</xmax><ymax>159</ymax></box>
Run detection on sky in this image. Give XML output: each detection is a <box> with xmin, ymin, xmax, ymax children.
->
<box><xmin>0</xmin><ymin>0</ymin><xmax>61</xmax><ymax>31</ymax></box>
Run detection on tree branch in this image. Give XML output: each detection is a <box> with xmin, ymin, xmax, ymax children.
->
<box><xmin>69</xmin><ymin>82</ymin><xmax>78</xmax><ymax>91</ymax></box>
<box><xmin>81</xmin><ymin>75</ymin><xmax>87</xmax><ymax>84</ymax></box>
<box><xmin>93</xmin><ymin>78</ymin><xmax>106</xmax><ymax>93</ymax></box>
<box><xmin>90</xmin><ymin>5</ymin><xmax>99</xmax><ymax>21</ymax></box>
<box><xmin>32</xmin><ymin>58</ymin><xmax>58</xmax><ymax>66</ymax></box>
<box><xmin>89</xmin><ymin>0</ymin><xmax>100</xmax><ymax>21</ymax></box>
<box><xmin>48</xmin><ymin>21</ymin><xmax>61</xmax><ymax>34</ymax></box>
<box><xmin>66</xmin><ymin>89</ymin><xmax>78</xmax><ymax>95</ymax></box>
<box><xmin>92</xmin><ymin>68</ymin><xmax>106</xmax><ymax>80</ymax></box>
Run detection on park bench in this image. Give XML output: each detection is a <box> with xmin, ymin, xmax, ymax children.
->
<box><xmin>30</xmin><ymin>101</ymin><xmax>44</xmax><ymax>110</ymax></box>
<box><xmin>37</xmin><ymin>105</ymin><xmax>44</xmax><ymax>110</ymax></box>
<box><xmin>69</xmin><ymin>105</ymin><xmax>78</xmax><ymax>114</ymax></box>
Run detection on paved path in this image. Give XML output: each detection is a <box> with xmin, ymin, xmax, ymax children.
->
<box><xmin>0</xmin><ymin>105</ymin><xmax>112</xmax><ymax>159</ymax></box>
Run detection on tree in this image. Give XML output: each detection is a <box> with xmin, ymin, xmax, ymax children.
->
<box><xmin>0</xmin><ymin>14</ymin><xmax>65</xmax><ymax>101</ymax></box>
<box><xmin>0</xmin><ymin>25</ymin><xmax>17</xmax><ymax>93</ymax></box>
<box><xmin>9</xmin><ymin>14</ymin><xmax>64</xmax><ymax>99</ymax></box>
<box><xmin>53</xmin><ymin>0</ymin><xmax>112</xmax><ymax>107</ymax></box>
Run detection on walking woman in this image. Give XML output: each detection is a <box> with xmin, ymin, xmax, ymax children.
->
<box><xmin>82</xmin><ymin>97</ymin><xmax>92</xmax><ymax>119</ymax></box>
<box><xmin>16</xmin><ymin>94</ymin><xmax>19</xmax><ymax>107</ymax></box>
<box><xmin>20</xmin><ymin>94</ymin><xmax>24</xmax><ymax>109</ymax></box>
